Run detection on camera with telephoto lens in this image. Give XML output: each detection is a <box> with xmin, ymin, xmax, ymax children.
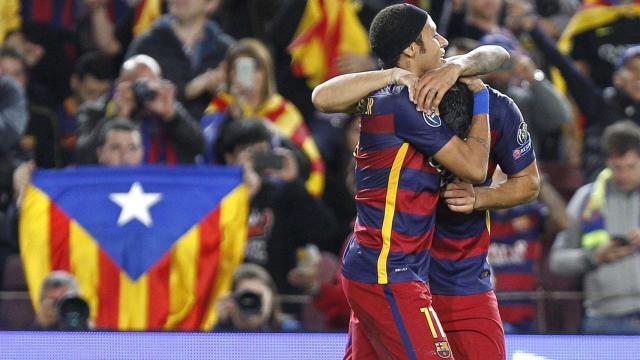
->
<box><xmin>57</xmin><ymin>294</ymin><xmax>90</xmax><ymax>330</ymax></box>
<box><xmin>233</xmin><ymin>290</ymin><xmax>262</xmax><ymax>316</ymax></box>
<box><xmin>132</xmin><ymin>80</ymin><xmax>158</xmax><ymax>107</ymax></box>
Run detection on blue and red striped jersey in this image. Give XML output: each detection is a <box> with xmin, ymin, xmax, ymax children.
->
<box><xmin>488</xmin><ymin>202</ymin><xmax>546</xmax><ymax>324</ymax></box>
<box><xmin>429</xmin><ymin>88</ymin><xmax>536</xmax><ymax>295</ymax></box>
<box><xmin>341</xmin><ymin>85</ymin><xmax>454</xmax><ymax>285</ymax></box>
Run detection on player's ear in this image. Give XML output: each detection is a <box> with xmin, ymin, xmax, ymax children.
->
<box><xmin>402</xmin><ymin>43</ymin><xmax>416</xmax><ymax>58</ymax></box>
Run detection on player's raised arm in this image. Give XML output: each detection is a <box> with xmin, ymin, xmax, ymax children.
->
<box><xmin>311</xmin><ymin>68</ymin><xmax>416</xmax><ymax>113</ymax></box>
<box><xmin>432</xmin><ymin>77</ymin><xmax>490</xmax><ymax>184</ymax></box>
<box><xmin>413</xmin><ymin>45</ymin><xmax>510</xmax><ymax>111</ymax></box>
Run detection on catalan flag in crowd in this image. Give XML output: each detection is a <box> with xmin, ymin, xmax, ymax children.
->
<box><xmin>203</xmin><ymin>93</ymin><xmax>325</xmax><ymax>197</ymax></box>
<box><xmin>20</xmin><ymin>166</ymin><xmax>248</xmax><ymax>330</ymax></box>
<box><xmin>287</xmin><ymin>0</ymin><xmax>369</xmax><ymax>88</ymax></box>
<box><xmin>0</xmin><ymin>0</ymin><xmax>21</xmax><ymax>43</ymax></box>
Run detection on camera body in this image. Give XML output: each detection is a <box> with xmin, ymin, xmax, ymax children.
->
<box><xmin>57</xmin><ymin>294</ymin><xmax>90</xmax><ymax>330</ymax></box>
<box><xmin>233</xmin><ymin>290</ymin><xmax>262</xmax><ymax>316</ymax></box>
<box><xmin>132</xmin><ymin>80</ymin><xmax>158</xmax><ymax>107</ymax></box>
<box><xmin>252</xmin><ymin>150</ymin><xmax>284</xmax><ymax>175</ymax></box>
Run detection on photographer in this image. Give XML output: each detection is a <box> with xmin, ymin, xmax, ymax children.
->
<box><xmin>75</xmin><ymin>54</ymin><xmax>204</xmax><ymax>164</ymax></box>
<box><xmin>215</xmin><ymin>264</ymin><xmax>300</xmax><ymax>332</ymax></box>
<box><xmin>216</xmin><ymin>119</ymin><xmax>336</xmax><ymax>300</ymax></box>
<box><xmin>33</xmin><ymin>271</ymin><xmax>90</xmax><ymax>330</ymax></box>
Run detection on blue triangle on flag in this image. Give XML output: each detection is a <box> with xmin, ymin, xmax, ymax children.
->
<box><xmin>32</xmin><ymin>165</ymin><xmax>243</xmax><ymax>280</ymax></box>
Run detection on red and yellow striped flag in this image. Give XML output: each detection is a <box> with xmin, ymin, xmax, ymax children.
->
<box><xmin>287</xmin><ymin>0</ymin><xmax>369</xmax><ymax>88</ymax></box>
<box><xmin>20</xmin><ymin>166</ymin><xmax>248</xmax><ymax>330</ymax></box>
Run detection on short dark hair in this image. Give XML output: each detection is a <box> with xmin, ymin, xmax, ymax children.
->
<box><xmin>439</xmin><ymin>82</ymin><xmax>474</xmax><ymax>138</ymax></box>
<box><xmin>602</xmin><ymin>120</ymin><xmax>640</xmax><ymax>158</ymax></box>
<box><xmin>380</xmin><ymin>33</ymin><xmax>424</xmax><ymax>70</ymax></box>
<box><xmin>215</xmin><ymin>118</ymin><xmax>273</xmax><ymax>163</ymax></box>
<box><xmin>74</xmin><ymin>52</ymin><xmax>113</xmax><ymax>81</ymax></box>
<box><xmin>369</xmin><ymin>4</ymin><xmax>428</xmax><ymax>69</ymax></box>
<box><xmin>97</xmin><ymin>117</ymin><xmax>140</xmax><ymax>148</ymax></box>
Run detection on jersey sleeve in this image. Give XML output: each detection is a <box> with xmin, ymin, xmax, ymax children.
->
<box><xmin>393</xmin><ymin>88</ymin><xmax>454</xmax><ymax>156</ymax></box>
<box><xmin>492</xmin><ymin>97</ymin><xmax>536</xmax><ymax>175</ymax></box>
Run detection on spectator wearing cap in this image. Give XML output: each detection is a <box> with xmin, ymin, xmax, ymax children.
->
<box><xmin>125</xmin><ymin>0</ymin><xmax>234</xmax><ymax>119</ymax></box>
<box><xmin>508</xmin><ymin>8</ymin><xmax>640</xmax><ymax>179</ymax></box>
<box><xmin>479</xmin><ymin>33</ymin><xmax>573</xmax><ymax>163</ymax></box>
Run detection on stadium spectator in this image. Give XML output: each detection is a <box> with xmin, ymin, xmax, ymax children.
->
<box><xmin>33</xmin><ymin>270</ymin><xmax>87</xmax><ymax>330</ymax></box>
<box><xmin>551</xmin><ymin>0</ymin><xmax>640</xmax><ymax>90</ymax></box>
<box><xmin>215</xmin><ymin>263</ymin><xmax>301</xmax><ymax>332</ymax></box>
<box><xmin>75</xmin><ymin>54</ymin><xmax>204</xmax><ymax>164</ymax></box>
<box><xmin>550</xmin><ymin>121</ymin><xmax>640</xmax><ymax>334</ymax></box>
<box><xmin>16</xmin><ymin>53</ymin><xmax>113</xmax><ymax>168</ymax></box>
<box><xmin>478</xmin><ymin>33</ymin><xmax>573</xmax><ymax>162</ymax></box>
<box><xmin>95</xmin><ymin>118</ymin><xmax>144</xmax><ymax>166</ymax></box>
<box><xmin>508</xmin><ymin>7</ymin><xmax>640</xmax><ymax>179</ymax></box>
<box><xmin>126</xmin><ymin>0</ymin><xmax>233</xmax><ymax>118</ymax></box>
<box><xmin>216</xmin><ymin>118</ymin><xmax>336</xmax><ymax>299</ymax></box>
<box><xmin>202</xmin><ymin>39</ymin><xmax>325</xmax><ymax>197</ymax></box>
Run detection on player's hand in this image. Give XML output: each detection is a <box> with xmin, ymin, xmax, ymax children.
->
<box><xmin>592</xmin><ymin>241</ymin><xmax>635</xmax><ymax>265</ymax></box>
<box><xmin>458</xmin><ymin>76</ymin><xmax>486</xmax><ymax>93</ymax></box>
<box><xmin>442</xmin><ymin>180</ymin><xmax>476</xmax><ymax>214</ymax></box>
<box><xmin>390</xmin><ymin>68</ymin><xmax>418</xmax><ymax>102</ymax></box>
<box><xmin>413</xmin><ymin>62</ymin><xmax>462</xmax><ymax>112</ymax></box>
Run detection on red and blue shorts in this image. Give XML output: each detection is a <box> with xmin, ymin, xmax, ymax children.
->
<box><xmin>342</xmin><ymin>277</ymin><xmax>453</xmax><ymax>360</ymax></box>
<box><xmin>431</xmin><ymin>291</ymin><xmax>505</xmax><ymax>360</ymax></box>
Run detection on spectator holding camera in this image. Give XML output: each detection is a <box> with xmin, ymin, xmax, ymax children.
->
<box><xmin>550</xmin><ymin>121</ymin><xmax>640</xmax><ymax>334</ymax></box>
<box><xmin>215</xmin><ymin>263</ymin><xmax>301</xmax><ymax>332</ymax></box>
<box><xmin>216</xmin><ymin>118</ymin><xmax>336</xmax><ymax>298</ymax></box>
<box><xmin>202</xmin><ymin>39</ymin><xmax>325</xmax><ymax>197</ymax></box>
<box><xmin>33</xmin><ymin>271</ymin><xmax>90</xmax><ymax>330</ymax></box>
<box><xmin>126</xmin><ymin>0</ymin><xmax>233</xmax><ymax>118</ymax></box>
<box><xmin>75</xmin><ymin>54</ymin><xmax>204</xmax><ymax>164</ymax></box>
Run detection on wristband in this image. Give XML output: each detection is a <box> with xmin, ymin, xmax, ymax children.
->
<box><xmin>472</xmin><ymin>87</ymin><xmax>489</xmax><ymax>116</ymax></box>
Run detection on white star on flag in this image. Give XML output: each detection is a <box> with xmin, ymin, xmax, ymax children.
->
<box><xmin>109</xmin><ymin>182</ymin><xmax>162</xmax><ymax>227</ymax></box>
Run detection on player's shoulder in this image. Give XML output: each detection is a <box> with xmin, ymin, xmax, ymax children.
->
<box><xmin>358</xmin><ymin>85</ymin><xmax>412</xmax><ymax>115</ymax></box>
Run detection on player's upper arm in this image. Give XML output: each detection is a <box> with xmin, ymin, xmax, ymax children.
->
<box><xmin>393</xmin><ymin>89</ymin><xmax>454</xmax><ymax>157</ymax></box>
<box><xmin>493</xmin><ymin>97</ymin><xmax>537</xmax><ymax>176</ymax></box>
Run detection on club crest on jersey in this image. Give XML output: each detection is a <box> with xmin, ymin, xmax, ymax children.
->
<box><xmin>357</xmin><ymin>98</ymin><xmax>374</xmax><ymax>115</ymax></box>
<box><xmin>517</xmin><ymin>122</ymin><xmax>530</xmax><ymax>145</ymax></box>
<box><xmin>423</xmin><ymin>112</ymin><xmax>442</xmax><ymax>127</ymax></box>
<box><xmin>435</xmin><ymin>341</ymin><xmax>452</xmax><ymax>358</ymax></box>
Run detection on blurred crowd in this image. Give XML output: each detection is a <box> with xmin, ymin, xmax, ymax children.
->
<box><xmin>1</xmin><ymin>0</ymin><xmax>640</xmax><ymax>334</ymax></box>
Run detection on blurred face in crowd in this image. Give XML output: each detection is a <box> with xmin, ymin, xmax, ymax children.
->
<box><xmin>231</xmin><ymin>278</ymin><xmax>274</xmax><ymax>330</ymax></box>
<box><xmin>71</xmin><ymin>74</ymin><xmax>112</xmax><ymax>105</ymax></box>
<box><xmin>0</xmin><ymin>56</ymin><xmax>28</xmax><ymax>88</ymax></box>
<box><xmin>97</xmin><ymin>129</ymin><xmax>144</xmax><ymax>166</ymax></box>
<box><xmin>410</xmin><ymin>16</ymin><xmax>448</xmax><ymax>76</ymax></box>
<box><xmin>608</xmin><ymin>150</ymin><xmax>640</xmax><ymax>192</ymax></box>
<box><xmin>614</xmin><ymin>56</ymin><xmax>640</xmax><ymax>102</ymax></box>
<box><xmin>168</xmin><ymin>0</ymin><xmax>219</xmax><ymax>22</ymax></box>
<box><xmin>467</xmin><ymin>0</ymin><xmax>503</xmax><ymax>22</ymax></box>
<box><xmin>230</xmin><ymin>55</ymin><xmax>267</xmax><ymax>101</ymax></box>
<box><xmin>38</xmin><ymin>285</ymin><xmax>73</xmax><ymax>327</ymax></box>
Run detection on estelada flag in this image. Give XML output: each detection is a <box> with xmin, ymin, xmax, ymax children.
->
<box><xmin>288</xmin><ymin>0</ymin><xmax>369</xmax><ymax>88</ymax></box>
<box><xmin>19</xmin><ymin>166</ymin><xmax>248</xmax><ymax>330</ymax></box>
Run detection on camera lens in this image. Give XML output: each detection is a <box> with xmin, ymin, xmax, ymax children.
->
<box><xmin>132</xmin><ymin>80</ymin><xmax>158</xmax><ymax>105</ymax></box>
<box><xmin>233</xmin><ymin>290</ymin><xmax>262</xmax><ymax>316</ymax></box>
<box><xmin>57</xmin><ymin>295</ymin><xmax>90</xmax><ymax>330</ymax></box>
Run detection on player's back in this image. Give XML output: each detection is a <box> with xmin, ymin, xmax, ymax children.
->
<box><xmin>429</xmin><ymin>88</ymin><xmax>536</xmax><ymax>296</ymax></box>
<box><xmin>342</xmin><ymin>85</ymin><xmax>455</xmax><ymax>285</ymax></box>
